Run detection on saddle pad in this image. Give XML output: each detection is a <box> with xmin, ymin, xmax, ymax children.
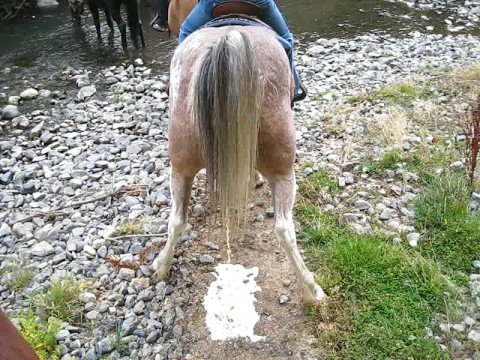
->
<box><xmin>199</xmin><ymin>15</ymin><xmax>290</xmax><ymax>51</ymax></box>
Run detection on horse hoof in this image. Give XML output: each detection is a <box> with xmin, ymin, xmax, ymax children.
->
<box><xmin>151</xmin><ymin>266</ymin><xmax>170</xmax><ymax>282</ymax></box>
<box><xmin>303</xmin><ymin>283</ymin><xmax>327</xmax><ymax>304</ymax></box>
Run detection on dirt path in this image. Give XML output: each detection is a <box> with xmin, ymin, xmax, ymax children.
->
<box><xmin>176</xmin><ymin>185</ymin><xmax>321</xmax><ymax>360</ymax></box>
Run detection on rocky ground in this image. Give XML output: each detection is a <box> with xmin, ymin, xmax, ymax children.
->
<box><xmin>1</xmin><ymin>31</ymin><xmax>480</xmax><ymax>359</ymax></box>
<box><xmin>389</xmin><ymin>0</ymin><xmax>480</xmax><ymax>32</ymax></box>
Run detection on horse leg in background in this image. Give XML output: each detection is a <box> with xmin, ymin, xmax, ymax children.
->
<box><xmin>126</xmin><ymin>0</ymin><xmax>145</xmax><ymax>48</ymax></box>
<box><xmin>89</xmin><ymin>2</ymin><xmax>102</xmax><ymax>39</ymax></box>
<box><xmin>268</xmin><ymin>171</ymin><xmax>326</xmax><ymax>303</ymax></box>
<box><xmin>152</xmin><ymin>169</ymin><xmax>194</xmax><ymax>279</ymax></box>
<box><xmin>110</xmin><ymin>2</ymin><xmax>127</xmax><ymax>48</ymax></box>
<box><xmin>104</xmin><ymin>8</ymin><xmax>114</xmax><ymax>32</ymax></box>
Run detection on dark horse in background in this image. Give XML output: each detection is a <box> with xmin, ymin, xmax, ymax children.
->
<box><xmin>68</xmin><ymin>0</ymin><xmax>145</xmax><ymax>49</ymax></box>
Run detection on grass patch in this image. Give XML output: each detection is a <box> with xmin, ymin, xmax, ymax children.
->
<box><xmin>361</xmin><ymin>148</ymin><xmax>408</xmax><ymax>175</ymax></box>
<box><xmin>298</xmin><ymin>170</ymin><xmax>339</xmax><ymax>201</ymax></box>
<box><xmin>300</xmin><ymin>160</ymin><xmax>315</xmax><ymax>170</ymax></box>
<box><xmin>375</xmin><ymin>109</ymin><xmax>409</xmax><ymax>147</ymax></box>
<box><xmin>307</xmin><ymin>235</ymin><xmax>455</xmax><ymax>360</ymax></box>
<box><xmin>415</xmin><ymin>175</ymin><xmax>470</xmax><ymax>230</ymax></box>
<box><xmin>295</xmin><ymin>173</ymin><xmax>464</xmax><ymax>359</ymax></box>
<box><xmin>451</xmin><ymin>62</ymin><xmax>480</xmax><ymax>92</ymax></box>
<box><xmin>34</xmin><ymin>278</ymin><xmax>84</xmax><ymax>323</ymax></box>
<box><xmin>115</xmin><ymin>217</ymin><xmax>145</xmax><ymax>236</ymax></box>
<box><xmin>361</xmin><ymin>144</ymin><xmax>461</xmax><ymax>183</ymax></box>
<box><xmin>348</xmin><ymin>82</ymin><xmax>425</xmax><ymax>106</ymax></box>
<box><xmin>18</xmin><ymin>311</ymin><xmax>61</xmax><ymax>360</ymax></box>
<box><xmin>2</xmin><ymin>264</ymin><xmax>34</xmax><ymax>292</ymax></box>
<box><xmin>112</xmin><ymin>324</ymin><xmax>130</xmax><ymax>356</ymax></box>
<box><xmin>415</xmin><ymin>174</ymin><xmax>480</xmax><ymax>272</ymax></box>
<box><xmin>298</xmin><ymin>206</ymin><xmax>456</xmax><ymax>359</ymax></box>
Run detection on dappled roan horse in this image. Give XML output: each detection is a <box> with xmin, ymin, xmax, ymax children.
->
<box><xmin>151</xmin><ymin>11</ymin><xmax>326</xmax><ymax>303</ymax></box>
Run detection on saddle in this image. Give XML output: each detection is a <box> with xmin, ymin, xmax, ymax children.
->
<box><xmin>212</xmin><ymin>0</ymin><xmax>263</xmax><ymax>20</ymax></box>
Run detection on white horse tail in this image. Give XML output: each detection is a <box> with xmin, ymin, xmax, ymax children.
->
<box><xmin>191</xmin><ymin>29</ymin><xmax>261</xmax><ymax>236</ymax></box>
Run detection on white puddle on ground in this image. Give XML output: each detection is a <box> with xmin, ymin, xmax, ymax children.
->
<box><xmin>204</xmin><ymin>263</ymin><xmax>265</xmax><ymax>342</ymax></box>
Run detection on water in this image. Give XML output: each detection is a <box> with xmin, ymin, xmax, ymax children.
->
<box><xmin>0</xmin><ymin>0</ymin><xmax>476</xmax><ymax>86</ymax></box>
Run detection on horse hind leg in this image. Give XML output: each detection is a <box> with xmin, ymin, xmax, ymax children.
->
<box><xmin>152</xmin><ymin>169</ymin><xmax>194</xmax><ymax>280</ymax></box>
<box><xmin>104</xmin><ymin>8</ymin><xmax>114</xmax><ymax>32</ymax></box>
<box><xmin>269</xmin><ymin>172</ymin><xmax>326</xmax><ymax>303</ymax></box>
<box><xmin>89</xmin><ymin>3</ymin><xmax>101</xmax><ymax>38</ymax></box>
<box><xmin>110</xmin><ymin>4</ymin><xmax>127</xmax><ymax>49</ymax></box>
<box><xmin>126</xmin><ymin>0</ymin><xmax>144</xmax><ymax>48</ymax></box>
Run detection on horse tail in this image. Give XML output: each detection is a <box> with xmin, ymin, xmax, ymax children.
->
<box><xmin>191</xmin><ymin>29</ymin><xmax>261</xmax><ymax>237</ymax></box>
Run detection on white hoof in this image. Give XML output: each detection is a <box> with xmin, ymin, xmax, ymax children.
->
<box><xmin>302</xmin><ymin>283</ymin><xmax>327</xmax><ymax>304</ymax></box>
<box><xmin>151</xmin><ymin>251</ymin><xmax>172</xmax><ymax>280</ymax></box>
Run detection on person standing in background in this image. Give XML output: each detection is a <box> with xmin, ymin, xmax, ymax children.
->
<box><xmin>150</xmin><ymin>0</ymin><xmax>169</xmax><ymax>31</ymax></box>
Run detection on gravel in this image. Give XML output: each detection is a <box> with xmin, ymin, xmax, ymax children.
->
<box><xmin>1</xmin><ymin>21</ymin><xmax>480</xmax><ymax>359</ymax></box>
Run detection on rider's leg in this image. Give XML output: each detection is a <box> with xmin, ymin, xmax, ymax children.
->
<box><xmin>179</xmin><ymin>0</ymin><xmax>214</xmax><ymax>43</ymax></box>
<box><xmin>255</xmin><ymin>0</ymin><xmax>306</xmax><ymax>102</ymax></box>
<box><xmin>177</xmin><ymin>0</ymin><xmax>305</xmax><ymax>102</ymax></box>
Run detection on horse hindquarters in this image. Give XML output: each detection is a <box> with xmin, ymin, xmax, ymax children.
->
<box><xmin>156</xmin><ymin>27</ymin><xmax>327</xmax><ymax>303</ymax></box>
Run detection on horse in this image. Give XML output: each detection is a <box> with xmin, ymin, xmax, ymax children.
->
<box><xmin>0</xmin><ymin>309</ymin><xmax>39</xmax><ymax>360</ymax></box>
<box><xmin>151</xmin><ymin>13</ymin><xmax>326</xmax><ymax>303</ymax></box>
<box><xmin>68</xmin><ymin>0</ymin><xmax>145</xmax><ymax>49</ymax></box>
<box><xmin>167</xmin><ymin>0</ymin><xmax>196</xmax><ymax>35</ymax></box>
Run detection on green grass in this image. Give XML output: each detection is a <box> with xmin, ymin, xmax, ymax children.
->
<box><xmin>34</xmin><ymin>278</ymin><xmax>84</xmax><ymax>323</ymax></box>
<box><xmin>18</xmin><ymin>312</ymin><xmax>61</xmax><ymax>360</ymax></box>
<box><xmin>294</xmin><ymin>165</ymin><xmax>469</xmax><ymax>359</ymax></box>
<box><xmin>296</xmin><ymin>205</ymin><xmax>456</xmax><ymax>359</ymax></box>
<box><xmin>361</xmin><ymin>145</ymin><xmax>461</xmax><ymax>183</ymax></box>
<box><xmin>298</xmin><ymin>169</ymin><xmax>339</xmax><ymax>201</ymax></box>
<box><xmin>348</xmin><ymin>83</ymin><xmax>423</xmax><ymax>106</ymax></box>
<box><xmin>300</xmin><ymin>160</ymin><xmax>315</xmax><ymax>170</ymax></box>
<box><xmin>415</xmin><ymin>174</ymin><xmax>480</xmax><ymax>272</ymax></box>
<box><xmin>2</xmin><ymin>265</ymin><xmax>34</xmax><ymax>292</ymax></box>
<box><xmin>415</xmin><ymin>175</ymin><xmax>471</xmax><ymax>230</ymax></box>
<box><xmin>113</xmin><ymin>85</ymin><xmax>123</xmax><ymax>104</ymax></box>
<box><xmin>361</xmin><ymin>149</ymin><xmax>408</xmax><ymax>175</ymax></box>
<box><xmin>112</xmin><ymin>325</ymin><xmax>130</xmax><ymax>356</ymax></box>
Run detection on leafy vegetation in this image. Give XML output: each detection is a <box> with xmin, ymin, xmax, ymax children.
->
<box><xmin>18</xmin><ymin>312</ymin><xmax>61</xmax><ymax>360</ymax></box>
<box><xmin>113</xmin><ymin>85</ymin><xmax>123</xmax><ymax>104</ymax></box>
<box><xmin>115</xmin><ymin>217</ymin><xmax>145</xmax><ymax>236</ymax></box>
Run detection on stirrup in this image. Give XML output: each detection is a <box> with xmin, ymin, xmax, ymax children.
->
<box><xmin>291</xmin><ymin>82</ymin><xmax>307</xmax><ymax>108</ymax></box>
